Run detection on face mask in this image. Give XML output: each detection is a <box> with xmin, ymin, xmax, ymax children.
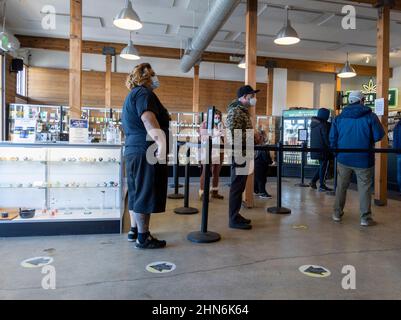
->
<box><xmin>249</xmin><ymin>97</ymin><xmax>257</xmax><ymax>106</ymax></box>
<box><xmin>151</xmin><ymin>76</ymin><xmax>160</xmax><ymax>90</ymax></box>
<box><xmin>214</xmin><ymin>118</ymin><xmax>220</xmax><ymax>124</ymax></box>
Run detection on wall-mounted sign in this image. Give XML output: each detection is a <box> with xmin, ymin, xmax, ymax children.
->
<box><xmin>345</xmin><ymin>79</ymin><xmax>399</xmax><ymax>109</ymax></box>
<box><xmin>69</xmin><ymin>119</ymin><xmax>89</xmax><ymax>144</ymax></box>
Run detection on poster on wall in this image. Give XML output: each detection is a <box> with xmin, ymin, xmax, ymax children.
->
<box><xmin>12</xmin><ymin>119</ymin><xmax>37</xmax><ymax>143</ymax></box>
<box><xmin>69</xmin><ymin>119</ymin><xmax>89</xmax><ymax>144</ymax></box>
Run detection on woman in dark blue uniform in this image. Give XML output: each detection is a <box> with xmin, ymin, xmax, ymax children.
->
<box><xmin>122</xmin><ymin>63</ymin><xmax>170</xmax><ymax>249</ymax></box>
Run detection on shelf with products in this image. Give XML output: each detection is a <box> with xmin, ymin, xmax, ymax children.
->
<box><xmin>8</xmin><ymin>104</ymin><xmax>123</xmax><ymax>143</ymax></box>
<box><xmin>0</xmin><ymin>143</ymin><xmax>124</xmax><ymax>237</ymax></box>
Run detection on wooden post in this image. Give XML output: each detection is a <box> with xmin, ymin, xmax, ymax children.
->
<box><xmin>335</xmin><ymin>76</ymin><xmax>341</xmax><ymax>115</ymax></box>
<box><xmin>374</xmin><ymin>4</ymin><xmax>390</xmax><ymax>206</ymax></box>
<box><xmin>266</xmin><ymin>68</ymin><xmax>274</xmax><ymax>116</ymax></box>
<box><xmin>69</xmin><ymin>0</ymin><xmax>82</xmax><ymax>119</ymax></box>
<box><xmin>244</xmin><ymin>0</ymin><xmax>257</xmax><ymax>208</ymax></box>
<box><xmin>105</xmin><ymin>55</ymin><xmax>112</xmax><ymax>108</ymax></box>
<box><xmin>193</xmin><ymin>64</ymin><xmax>200</xmax><ymax>112</ymax></box>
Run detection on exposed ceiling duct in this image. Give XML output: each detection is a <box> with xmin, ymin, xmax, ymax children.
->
<box><xmin>180</xmin><ymin>0</ymin><xmax>241</xmax><ymax>73</ymax></box>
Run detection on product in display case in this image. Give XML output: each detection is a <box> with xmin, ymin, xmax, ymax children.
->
<box><xmin>0</xmin><ymin>143</ymin><xmax>124</xmax><ymax>237</ymax></box>
<box><xmin>282</xmin><ymin>109</ymin><xmax>322</xmax><ymax>178</ymax></box>
<box><xmin>8</xmin><ymin>104</ymin><xmax>62</xmax><ymax>142</ymax></box>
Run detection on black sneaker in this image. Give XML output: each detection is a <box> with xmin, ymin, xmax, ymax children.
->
<box><xmin>259</xmin><ymin>193</ymin><xmax>273</xmax><ymax>199</ymax></box>
<box><xmin>319</xmin><ymin>185</ymin><xmax>333</xmax><ymax>192</ymax></box>
<box><xmin>127</xmin><ymin>227</ymin><xmax>138</xmax><ymax>242</ymax></box>
<box><xmin>135</xmin><ymin>234</ymin><xmax>167</xmax><ymax>249</ymax></box>
<box><xmin>310</xmin><ymin>182</ymin><xmax>317</xmax><ymax>190</ymax></box>
<box><xmin>229</xmin><ymin>221</ymin><xmax>252</xmax><ymax>230</ymax></box>
<box><xmin>237</xmin><ymin>214</ymin><xmax>252</xmax><ymax>224</ymax></box>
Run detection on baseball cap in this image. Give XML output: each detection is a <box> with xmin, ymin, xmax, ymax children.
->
<box><xmin>237</xmin><ymin>85</ymin><xmax>260</xmax><ymax>98</ymax></box>
<box><xmin>348</xmin><ymin>90</ymin><xmax>365</xmax><ymax>104</ymax></box>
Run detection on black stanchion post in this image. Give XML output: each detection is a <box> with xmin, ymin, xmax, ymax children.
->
<box><xmin>169</xmin><ymin>140</ymin><xmax>183</xmax><ymax>189</ymax></box>
<box><xmin>327</xmin><ymin>157</ymin><xmax>337</xmax><ymax>196</ymax></box>
<box><xmin>267</xmin><ymin>142</ymin><xmax>291</xmax><ymax>214</ymax></box>
<box><xmin>295</xmin><ymin>141</ymin><xmax>309</xmax><ymax>187</ymax></box>
<box><xmin>174</xmin><ymin>146</ymin><xmax>199</xmax><ymax>215</ymax></box>
<box><xmin>188</xmin><ymin>106</ymin><xmax>221</xmax><ymax>243</ymax></box>
<box><xmin>168</xmin><ymin>141</ymin><xmax>184</xmax><ymax>199</ymax></box>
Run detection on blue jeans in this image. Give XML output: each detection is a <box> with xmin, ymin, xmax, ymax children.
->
<box><xmin>311</xmin><ymin>159</ymin><xmax>329</xmax><ymax>187</ymax></box>
<box><xmin>397</xmin><ymin>156</ymin><xmax>401</xmax><ymax>193</ymax></box>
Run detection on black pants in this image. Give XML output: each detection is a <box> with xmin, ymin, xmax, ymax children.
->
<box><xmin>254</xmin><ymin>164</ymin><xmax>268</xmax><ymax>194</ymax></box>
<box><xmin>311</xmin><ymin>159</ymin><xmax>329</xmax><ymax>187</ymax></box>
<box><xmin>228</xmin><ymin>162</ymin><xmax>248</xmax><ymax>223</ymax></box>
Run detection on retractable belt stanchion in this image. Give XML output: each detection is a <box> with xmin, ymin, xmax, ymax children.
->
<box><xmin>174</xmin><ymin>146</ymin><xmax>199</xmax><ymax>215</ymax></box>
<box><xmin>295</xmin><ymin>142</ymin><xmax>309</xmax><ymax>187</ymax></box>
<box><xmin>169</xmin><ymin>140</ymin><xmax>183</xmax><ymax>189</ymax></box>
<box><xmin>168</xmin><ymin>141</ymin><xmax>184</xmax><ymax>199</ymax></box>
<box><xmin>188</xmin><ymin>106</ymin><xmax>221</xmax><ymax>244</ymax></box>
<box><xmin>267</xmin><ymin>142</ymin><xmax>292</xmax><ymax>214</ymax></box>
<box><xmin>327</xmin><ymin>157</ymin><xmax>337</xmax><ymax>196</ymax></box>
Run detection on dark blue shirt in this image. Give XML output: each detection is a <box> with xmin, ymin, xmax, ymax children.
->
<box><xmin>122</xmin><ymin>86</ymin><xmax>170</xmax><ymax>156</ymax></box>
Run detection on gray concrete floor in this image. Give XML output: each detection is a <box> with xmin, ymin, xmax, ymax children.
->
<box><xmin>1</xmin><ymin>178</ymin><xmax>401</xmax><ymax>300</ymax></box>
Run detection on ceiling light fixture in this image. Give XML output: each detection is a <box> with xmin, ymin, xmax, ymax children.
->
<box><xmin>120</xmin><ymin>32</ymin><xmax>140</xmax><ymax>60</ymax></box>
<box><xmin>338</xmin><ymin>52</ymin><xmax>357</xmax><ymax>78</ymax></box>
<box><xmin>113</xmin><ymin>0</ymin><xmax>143</xmax><ymax>31</ymax></box>
<box><xmin>365</xmin><ymin>55</ymin><xmax>371</xmax><ymax>64</ymax></box>
<box><xmin>274</xmin><ymin>6</ymin><xmax>300</xmax><ymax>46</ymax></box>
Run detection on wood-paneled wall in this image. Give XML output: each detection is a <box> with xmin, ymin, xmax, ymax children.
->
<box><xmin>27</xmin><ymin>67</ymin><xmax>268</xmax><ymax>115</ymax></box>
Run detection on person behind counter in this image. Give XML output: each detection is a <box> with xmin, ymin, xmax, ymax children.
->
<box><xmin>393</xmin><ymin>118</ymin><xmax>401</xmax><ymax>195</ymax></box>
<box><xmin>122</xmin><ymin>63</ymin><xmax>170</xmax><ymax>249</ymax></box>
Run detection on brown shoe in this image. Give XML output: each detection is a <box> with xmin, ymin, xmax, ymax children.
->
<box><xmin>211</xmin><ymin>190</ymin><xmax>224</xmax><ymax>199</ymax></box>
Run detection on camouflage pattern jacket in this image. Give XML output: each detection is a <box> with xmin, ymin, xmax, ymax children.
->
<box><xmin>225</xmin><ymin>100</ymin><xmax>253</xmax><ymax>152</ymax></box>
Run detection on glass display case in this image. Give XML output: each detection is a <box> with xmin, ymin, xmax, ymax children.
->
<box><xmin>8</xmin><ymin>104</ymin><xmax>123</xmax><ymax>144</ymax></box>
<box><xmin>0</xmin><ymin>143</ymin><xmax>123</xmax><ymax>237</ymax></box>
<box><xmin>8</xmin><ymin>104</ymin><xmax>63</xmax><ymax>142</ymax></box>
<box><xmin>282</xmin><ymin>109</ymin><xmax>321</xmax><ymax>178</ymax></box>
<box><xmin>256</xmin><ymin>116</ymin><xmax>280</xmax><ymax>145</ymax></box>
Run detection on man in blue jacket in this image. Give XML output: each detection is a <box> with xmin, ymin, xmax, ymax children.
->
<box><xmin>393</xmin><ymin>118</ymin><xmax>401</xmax><ymax>194</ymax></box>
<box><xmin>330</xmin><ymin>90</ymin><xmax>385</xmax><ymax>227</ymax></box>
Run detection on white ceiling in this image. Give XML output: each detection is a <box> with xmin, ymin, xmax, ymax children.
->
<box><xmin>4</xmin><ymin>0</ymin><xmax>401</xmax><ymax>67</ymax></box>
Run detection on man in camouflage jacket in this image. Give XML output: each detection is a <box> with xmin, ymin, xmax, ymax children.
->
<box><xmin>226</xmin><ymin>85</ymin><xmax>259</xmax><ymax>231</ymax></box>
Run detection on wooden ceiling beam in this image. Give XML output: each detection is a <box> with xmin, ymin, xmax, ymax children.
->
<box><xmin>17</xmin><ymin>35</ymin><xmax>384</xmax><ymax>76</ymax></box>
<box><xmin>347</xmin><ymin>0</ymin><xmax>401</xmax><ymax>11</ymax></box>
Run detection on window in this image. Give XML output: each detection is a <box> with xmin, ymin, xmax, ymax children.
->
<box><xmin>16</xmin><ymin>64</ymin><xmax>26</xmax><ymax>97</ymax></box>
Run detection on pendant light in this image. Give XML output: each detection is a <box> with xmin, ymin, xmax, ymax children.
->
<box><xmin>274</xmin><ymin>6</ymin><xmax>300</xmax><ymax>46</ymax></box>
<box><xmin>114</xmin><ymin>0</ymin><xmax>143</xmax><ymax>31</ymax></box>
<box><xmin>238</xmin><ymin>56</ymin><xmax>246</xmax><ymax>69</ymax></box>
<box><xmin>338</xmin><ymin>53</ymin><xmax>357</xmax><ymax>78</ymax></box>
<box><xmin>120</xmin><ymin>32</ymin><xmax>140</xmax><ymax>60</ymax></box>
